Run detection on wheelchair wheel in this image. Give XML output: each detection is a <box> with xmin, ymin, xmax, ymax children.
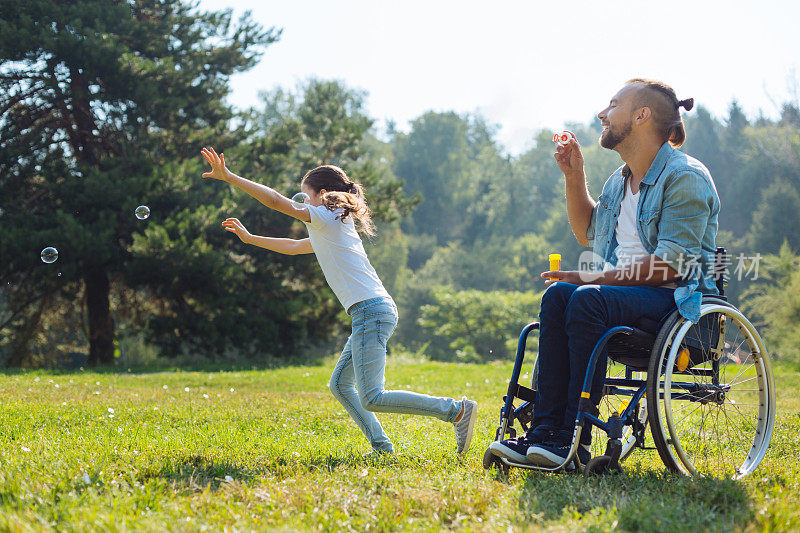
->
<box><xmin>482</xmin><ymin>447</ymin><xmax>510</xmax><ymax>476</ymax></box>
<box><xmin>646</xmin><ymin>300</ymin><xmax>776</xmax><ymax>478</ymax></box>
<box><xmin>584</xmin><ymin>455</ymin><xmax>622</xmax><ymax>476</ymax></box>
<box><xmin>529</xmin><ymin>352</ymin><xmax>539</xmax><ymax>390</ymax></box>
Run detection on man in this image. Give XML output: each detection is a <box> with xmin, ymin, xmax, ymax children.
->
<box><xmin>490</xmin><ymin>78</ymin><xmax>720</xmax><ymax>467</ymax></box>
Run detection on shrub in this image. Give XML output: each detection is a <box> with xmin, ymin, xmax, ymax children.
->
<box><xmin>418</xmin><ymin>287</ymin><xmax>542</xmax><ymax>362</ymax></box>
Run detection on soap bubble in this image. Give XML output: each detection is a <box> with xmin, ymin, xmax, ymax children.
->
<box><xmin>41</xmin><ymin>247</ymin><xmax>58</xmax><ymax>264</ymax></box>
<box><xmin>291</xmin><ymin>192</ymin><xmax>310</xmax><ymax>209</ymax></box>
<box><xmin>135</xmin><ymin>205</ymin><xmax>150</xmax><ymax>220</ymax></box>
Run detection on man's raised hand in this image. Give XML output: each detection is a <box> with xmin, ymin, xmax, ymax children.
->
<box><xmin>553</xmin><ymin>133</ymin><xmax>585</xmax><ymax>179</ymax></box>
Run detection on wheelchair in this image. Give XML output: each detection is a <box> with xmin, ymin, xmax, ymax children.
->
<box><xmin>482</xmin><ymin>247</ymin><xmax>776</xmax><ymax>479</ymax></box>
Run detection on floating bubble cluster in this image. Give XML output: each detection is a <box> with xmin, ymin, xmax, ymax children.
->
<box><xmin>40</xmin><ymin>204</ymin><xmax>153</xmax><ymax>263</ymax></box>
<box><xmin>41</xmin><ymin>247</ymin><xmax>58</xmax><ymax>264</ymax></box>
<box><xmin>135</xmin><ymin>205</ymin><xmax>151</xmax><ymax>220</ymax></box>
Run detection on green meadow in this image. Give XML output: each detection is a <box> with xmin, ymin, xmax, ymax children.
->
<box><xmin>0</xmin><ymin>359</ymin><xmax>798</xmax><ymax>532</ymax></box>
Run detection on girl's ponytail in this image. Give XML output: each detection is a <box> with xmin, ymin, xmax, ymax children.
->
<box><xmin>302</xmin><ymin>166</ymin><xmax>376</xmax><ymax>237</ymax></box>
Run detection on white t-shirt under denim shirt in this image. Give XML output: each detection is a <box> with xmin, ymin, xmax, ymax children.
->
<box><xmin>615</xmin><ymin>182</ymin><xmax>648</xmax><ymax>267</ymax></box>
<box><xmin>607</xmin><ymin>182</ymin><xmax>677</xmax><ymax>289</ymax></box>
<box><xmin>304</xmin><ymin>204</ymin><xmax>390</xmax><ymax>312</ymax></box>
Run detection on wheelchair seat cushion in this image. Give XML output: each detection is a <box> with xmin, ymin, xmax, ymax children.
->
<box><xmin>606</xmin><ymin>308</ymin><xmax>676</xmax><ymax>369</ymax></box>
<box><xmin>606</xmin><ymin>327</ymin><xmax>656</xmax><ymax>369</ymax></box>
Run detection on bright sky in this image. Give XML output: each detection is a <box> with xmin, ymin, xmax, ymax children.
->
<box><xmin>199</xmin><ymin>0</ymin><xmax>800</xmax><ymax>154</ymax></box>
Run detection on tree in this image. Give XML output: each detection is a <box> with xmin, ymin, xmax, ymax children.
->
<box><xmin>745</xmin><ymin>178</ymin><xmax>800</xmax><ymax>254</ymax></box>
<box><xmin>391</xmin><ymin>112</ymin><xmax>504</xmax><ymax>245</ymax></box>
<box><xmin>725</xmin><ymin>100</ymin><xmax>749</xmax><ymax>139</ymax></box>
<box><xmin>245</xmin><ymin>79</ymin><xmax>419</xmax><ymax>225</ymax></box>
<box><xmin>0</xmin><ymin>0</ymin><xmax>278</xmax><ymax>365</ymax></box>
<box><xmin>780</xmin><ymin>103</ymin><xmax>800</xmax><ymax>128</ymax></box>
<box><xmin>741</xmin><ymin>242</ymin><xmax>800</xmax><ymax>362</ymax></box>
<box><xmin>683</xmin><ymin>106</ymin><xmax>725</xmax><ymax>179</ymax></box>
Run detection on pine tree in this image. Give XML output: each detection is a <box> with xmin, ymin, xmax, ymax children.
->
<box><xmin>0</xmin><ymin>0</ymin><xmax>278</xmax><ymax>365</ymax></box>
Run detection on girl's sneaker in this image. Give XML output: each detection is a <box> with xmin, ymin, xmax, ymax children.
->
<box><xmin>454</xmin><ymin>397</ymin><xmax>478</xmax><ymax>454</ymax></box>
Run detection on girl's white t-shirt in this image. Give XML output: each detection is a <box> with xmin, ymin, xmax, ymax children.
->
<box><xmin>303</xmin><ymin>204</ymin><xmax>390</xmax><ymax>311</ymax></box>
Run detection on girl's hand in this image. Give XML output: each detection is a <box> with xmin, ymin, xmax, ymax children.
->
<box><xmin>553</xmin><ymin>133</ymin><xmax>585</xmax><ymax>179</ymax></box>
<box><xmin>222</xmin><ymin>218</ymin><xmax>252</xmax><ymax>243</ymax></box>
<box><xmin>201</xmin><ymin>147</ymin><xmax>231</xmax><ymax>181</ymax></box>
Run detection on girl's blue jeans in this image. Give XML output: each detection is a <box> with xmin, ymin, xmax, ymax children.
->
<box><xmin>329</xmin><ymin>296</ymin><xmax>461</xmax><ymax>453</ymax></box>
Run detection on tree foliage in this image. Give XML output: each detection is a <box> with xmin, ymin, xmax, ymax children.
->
<box><xmin>741</xmin><ymin>242</ymin><xmax>800</xmax><ymax>363</ymax></box>
<box><xmin>0</xmin><ymin>0</ymin><xmax>278</xmax><ymax>365</ymax></box>
<box><xmin>3</xmin><ymin>3</ymin><xmax>799</xmax><ymax>366</ymax></box>
<box><xmin>418</xmin><ymin>288</ymin><xmax>541</xmax><ymax>362</ymax></box>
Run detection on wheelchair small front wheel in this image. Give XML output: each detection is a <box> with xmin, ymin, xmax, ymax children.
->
<box><xmin>482</xmin><ymin>447</ymin><xmax>510</xmax><ymax>475</ymax></box>
<box><xmin>583</xmin><ymin>455</ymin><xmax>622</xmax><ymax>476</ymax></box>
<box><xmin>482</xmin><ymin>447</ymin><xmax>495</xmax><ymax>469</ymax></box>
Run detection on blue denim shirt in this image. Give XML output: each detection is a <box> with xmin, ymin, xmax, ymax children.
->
<box><xmin>586</xmin><ymin>142</ymin><xmax>720</xmax><ymax>323</ymax></box>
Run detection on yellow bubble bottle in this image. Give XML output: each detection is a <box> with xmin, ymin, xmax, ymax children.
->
<box><xmin>549</xmin><ymin>253</ymin><xmax>561</xmax><ymax>281</ymax></box>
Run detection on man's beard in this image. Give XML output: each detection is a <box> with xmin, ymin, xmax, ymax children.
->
<box><xmin>600</xmin><ymin>120</ymin><xmax>632</xmax><ymax>149</ymax></box>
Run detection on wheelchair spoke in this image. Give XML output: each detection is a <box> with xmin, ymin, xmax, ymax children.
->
<box><xmin>723</xmin><ymin>401</ymin><xmax>755</xmax><ymax>444</ymax></box>
<box><xmin>671</xmin><ymin>399</ymin><xmax>705</xmax><ymax>416</ymax></box>
<box><xmin>592</xmin><ymin>362</ymin><xmax>646</xmax><ymax>459</ymax></box>
<box><xmin>712</xmin><ymin>406</ymin><xmax>727</xmax><ymax>473</ymax></box>
<box><xmin>717</xmin><ymin>406</ymin><xmax>741</xmax><ymax>475</ymax></box>
<box><xmin>721</xmin><ymin>326</ymin><xmax>749</xmax><ymax>382</ymax></box>
<box><xmin>726</xmin><ymin>360</ymin><xmax>755</xmax><ymax>388</ymax></box>
<box><xmin>722</xmin><ymin>404</ymin><xmax>757</xmax><ymax>463</ymax></box>
<box><xmin>726</xmin><ymin>374</ymin><xmax>759</xmax><ymax>388</ymax></box>
<box><xmin>725</xmin><ymin>398</ymin><xmax>759</xmax><ymax>421</ymax></box>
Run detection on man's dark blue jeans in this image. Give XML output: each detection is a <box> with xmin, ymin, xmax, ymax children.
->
<box><xmin>532</xmin><ymin>282</ymin><xmax>676</xmax><ymax>443</ymax></box>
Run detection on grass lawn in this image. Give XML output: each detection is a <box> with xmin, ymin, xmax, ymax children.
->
<box><xmin>0</xmin><ymin>359</ymin><xmax>798</xmax><ymax>531</ymax></box>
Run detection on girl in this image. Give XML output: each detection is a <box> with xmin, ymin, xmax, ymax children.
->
<box><xmin>201</xmin><ymin>147</ymin><xmax>478</xmax><ymax>455</ymax></box>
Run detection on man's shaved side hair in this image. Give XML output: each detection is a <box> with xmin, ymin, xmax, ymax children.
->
<box><xmin>626</xmin><ymin>78</ymin><xmax>694</xmax><ymax>148</ymax></box>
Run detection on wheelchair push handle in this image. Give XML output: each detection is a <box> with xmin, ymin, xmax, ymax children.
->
<box><xmin>714</xmin><ymin>246</ymin><xmax>728</xmax><ymax>296</ymax></box>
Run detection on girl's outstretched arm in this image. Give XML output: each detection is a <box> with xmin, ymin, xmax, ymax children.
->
<box><xmin>201</xmin><ymin>147</ymin><xmax>311</xmax><ymax>223</ymax></box>
<box><xmin>247</xmin><ymin>235</ymin><xmax>314</xmax><ymax>255</ymax></box>
<box><xmin>222</xmin><ymin>218</ymin><xmax>314</xmax><ymax>255</ymax></box>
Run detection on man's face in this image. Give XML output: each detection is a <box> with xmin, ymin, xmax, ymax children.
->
<box><xmin>597</xmin><ymin>85</ymin><xmax>637</xmax><ymax>149</ymax></box>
